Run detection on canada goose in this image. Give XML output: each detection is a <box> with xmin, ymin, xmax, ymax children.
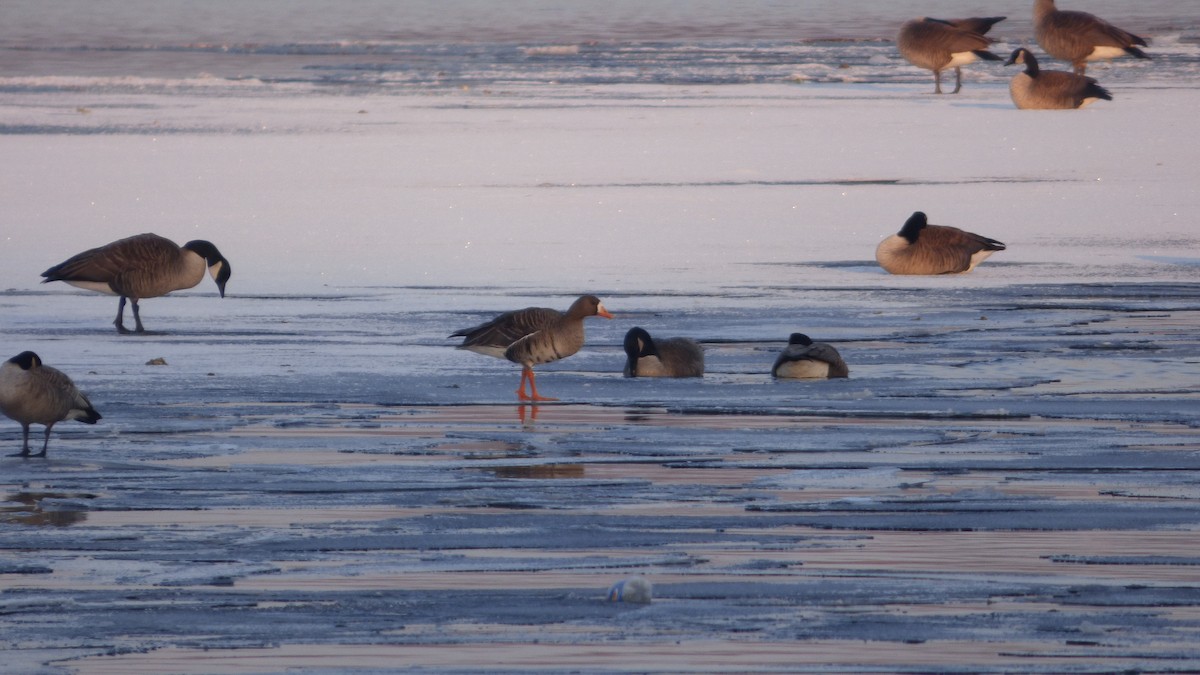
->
<box><xmin>1034</xmin><ymin>0</ymin><xmax>1148</xmax><ymax>75</ymax></box>
<box><xmin>876</xmin><ymin>212</ymin><xmax>1006</xmax><ymax>275</ymax></box>
<box><xmin>897</xmin><ymin>17</ymin><xmax>1004</xmax><ymax>94</ymax></box>
<box><xmin>41</xmin><ymin>233</ymin><xmax>232</xmax><ymax>334</ymax></box>
<box><xmin>450</xmin><ymin>294</ymin><xmax>613</xmax><ymax>401</ymax></box>
<box><xmin>0</xmin><ymin>351</ymin><xmax>101</xmax><ymax>457</ymax></box>
<box><xmin>623</xmin><ymin>327</ymin><xmax>704</xmax><ymax>378</ymax></box>
<box><xmin>772</xmin><ymin>334</ymin><xmax>849</xmax><ymax>379</ymax></box>
<box><xmin>1005</xmin><ymin>47</ymin><xmax>1112</xmax><ymax>109</ymax></box>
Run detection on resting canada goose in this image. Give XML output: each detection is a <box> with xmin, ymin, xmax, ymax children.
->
<box><xmin>1034</xmin><ymin>0</ymin><xmax>1148</xmax><ymax>75</ymax></box>
<box><xmin>41</xmin><ymin>233</ymin><xmax>232</xmax><ymax>334</ymax></box>
<box><xmin>1005</xmin><ymin>47</ymin><xmax>1112</xmax><ymax>109</ymax></box>
<box><xmin>897</xmin><ymin>17</ymin><xmax>1004</xmax><ymax>94</ymax></box>
<box><xmin>623</xmin><ymin>327</ymin><xmax>704</xmax><ymax>378</ymax></box>
<box><xmin>876</xmin><ymin>212</ymin><xmax>1006</xmax><ymax>275</ymax></box>
<box><xmin>450</xmin><ymin>294</ymin><xmax>613</xmax><ymax>401</ymax></box>
<box><xmin>0</xmin><ymin>351</ymin><xmax>101</xmax><ymax>457</ymax></box>
<box><xmin>772</xmin><ymin>334</ymin><xmax>849</xmax><ymax>379</ymax></box>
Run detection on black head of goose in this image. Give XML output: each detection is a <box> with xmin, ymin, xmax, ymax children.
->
<box><xmin>623</xmin><ymin>327</ymin><xmax>704</xmax><ymax>378</ymax></box>
<box><xmin>1033</xmin><ymin>0</ymin><xmax>1149</xmax><ymax>75</ymax></box>
<box><xmin>772</xmin><ymin>333</ymin><xmax>849</xmax><ymax>379</ymax></box>
<box><xmin>876</xmin><ymin>212</ymin><xmax>1006</xmax><ymax>275</ymax></box>
<box><xmin>0</xmin><ymin>351</ymin><xmax>101</xmax><ymax>457</ymax></box>
<box><xmin>41</xmin><ymin>233</ymin><xmax>232</xmax><ymax>334</ymax></box>
<box><xmin>897</xmin><ymin>17</ymin><xmax>1004</xmax><ymax>94</ymax></box>
<box><xmin>450</xmin><ymin>294</ymin><xmax>613</xmax><ymax>401</ymax></box>
<box><xmin>1005</xmin><ymin>47</ymin><xmax>1112</xmax><ymax>109</ymax></box>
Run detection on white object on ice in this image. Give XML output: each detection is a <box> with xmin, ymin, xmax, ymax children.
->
<box><xmin>606</xmin><ymin>576</ymin><xmax>653</xmax><ymax>604</ymax></box>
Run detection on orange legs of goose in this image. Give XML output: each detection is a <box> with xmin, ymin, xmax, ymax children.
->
<box><xmin>516</xmin><ymin>366</ymin><xmax>557</xmax><ymax>402</ymax></box>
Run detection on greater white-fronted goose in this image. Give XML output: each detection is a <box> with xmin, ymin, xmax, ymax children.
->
<box><xmin>1005</xmin><ymin>47</ymin><xmax>1112</xmax><ymax>109</ymax></box>
<box><xmin>1034</xmin><ymin>0</ymin><xmax>1148</xmax><ymax>75</ymax></box>
<box><xmin>623</xmin><ymin>327</ymin><xmax>704</xmax><ymax>378</ymax></box>
<box><xmin>0</xmin><ymin>351</ymin><xmax>101</xmax><ymax>457</ymax></box>
<box><xmin>450</xmin><ymin>294</ymin><xmax>613</xmax><ymax>401</ymax></box>
<box><xmin>772</xmin><ymin>334</ymin><xmax>849</xmax><ymax>379</ymax></box>
<box><xmin>897</xmin><ymin>17</ymin><xmax>1004</xmax><ymax>94</ymax></box>
<box><xmin>876</xmin><ymin>212</ymin><xmax>1006</xmax><ymax>275</ymax></box>
<box><xmin>41</xmin><ymin>233</ymin><xmax>232</xmax><ymax>334</ymax></box>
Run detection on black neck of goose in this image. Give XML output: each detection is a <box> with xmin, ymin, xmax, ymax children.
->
<box><xmin>184</xmin><ymin>240</ymin><xmax>221</xmax><ymax>265</ymax></box>
<box><xmin>9</xmin><ymin>351</ymin><xmax>40</xmax><ymax>369</ymax></box>
<box><xmin>1023</xmin><ymin>51</ymin><xmax>1040</xmax><ymax>77</ymax></box>
<box><xmin>624</xmin><ymin>328</ymin><xmax>655</xmax><ymax>358</ymax></box>
<box><xmin>899</xmin><ymin>213</ymin><xmax>927</xmax><ymax>244</ymax></box>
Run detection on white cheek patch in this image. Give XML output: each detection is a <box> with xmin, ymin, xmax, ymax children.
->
<box><xmin>208</xmin><ymin>262</ymin><xmax>223</xmax><ymax>279</ymax></box>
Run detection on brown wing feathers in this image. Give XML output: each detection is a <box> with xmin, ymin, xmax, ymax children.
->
<box><xmin>41</xmin><ymin>233</ymin><xmax>179</xmax><ymax>293</ymax></box>
<box><xmin>450</xmin><ymin>307</ymin><xmax>562</xmax><ymax>351</ymax></box>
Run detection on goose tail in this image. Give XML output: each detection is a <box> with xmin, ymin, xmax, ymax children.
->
<box><xmin>1125</xmin><ymin>46</ymin><xmax>1150</xmax><ymax>60</ymax></box>
<box><xmin>1089</xmin><ymin>82</ymin><xmax>1114</xmax><ymax>101</ymax></box>
<box><xmin>70</xmin><ymin>394</ymin><xmax>102</xmax><ymax>425</ymax></box>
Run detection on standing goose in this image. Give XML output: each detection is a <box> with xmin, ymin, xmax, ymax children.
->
<box><xmin>1005</xmin><ymin>47</ymin><xmax>1112</xmax><ymax>109</ymax></box>
<box><xmin>0</xmin><ymin>351</ymin><xmax>101</xmax><ymax>457</ymax></box>
<box><xmin>451</xmin><ymin>294</ymin><xmax>613</xmax><ymax>401</ymax></box>
<box><xmin>897</xmin><ymin>17</ymin><xmax>1004</xmax><ymax>94</ymax></box>
<box><xmin>772</xmin><ymin>334</ymin><xmax>849</xmax><ymax>379</ymax></box>
<box><xmin>1034</xmin><ymin>0</ymin><xmax>1148</xmax><ymax>75</ymax></box>
<box><xmin>623</xmin><ymin>327</ymin><xmax>704</xmax><ymax>378</ymax></box>
<box><xmin>876</xmin><ymin>212</ymin><xmax>1006</xmax><ymax>275</ymax></box>
<box><xmin>41</xmin><ymin>233</ymin><xmax>232</xmax><ymax>334</ymax></box>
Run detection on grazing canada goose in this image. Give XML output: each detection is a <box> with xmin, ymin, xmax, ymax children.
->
<box><xmin>450</xmin><ymin>294</ymin><xmax>613</xmax><ymax>401</ymax></box>
<box><xmin>1005</xmin><ymin>47</ymin><xmax>1112</xmax><ymax>109</ymax></box>
<box><xmin>0</xmin><ymin>351</ymin><xmax>101</xmax><ymax>457</ymax></box>
<box><xmin>623</xmin><ymin>327</ymin><xmax>704</xmax><ymax>378</ymax></box>
<box><xmin>897</xmin><ymin>17</ymin><xmax>1004</xmax><ymax>94</ymax></box>
<box><xmin>772</xmin><ymin>334</ymin><xmax>849</xmax><ymax>379</ymax></box>
<box><xmin>1034</xmin><ymin>0</ymin><xmax>1149</xmax><ymax>75</ymax></box>
<box><xmin>41</xmin><ymin>233</ymin><xmax>232</xmax><ymax>334</ymax></box>
<box><xmin>876</xmin><ymin>212</ymin><xmax>1006</xmax><ymax>275</ymax></box>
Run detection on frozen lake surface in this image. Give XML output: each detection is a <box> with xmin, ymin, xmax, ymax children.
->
<box><xmin>3</xmin><ymin>277</ymin><xmax>1199</xmax><ymax>674</ymax></box>
<box><xmin>3</xmin><ymin>3</ymin><xmax>1200</xmax><ymax>673</ymax></box>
